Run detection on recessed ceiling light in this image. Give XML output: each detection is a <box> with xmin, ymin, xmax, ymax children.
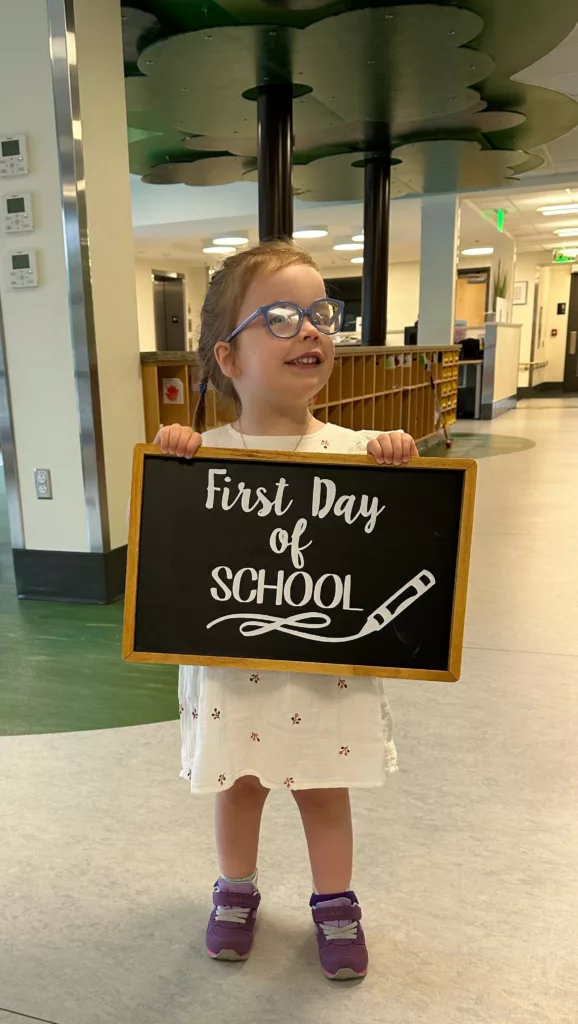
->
<box><xmin>333</xmin><ymin>242</ymin><xmax>364</xmax><ymax>251</ymax></box>
<box><xmin>293</xmin><ymin>229</ymin><xmax>328</xmax><ymax>239</ymax></box>
<box><xmin>351</xmin><ymin>234</ymin><xmax>364</xmax><ymax>242</ymax></box>
<box><xmin>461</xmin><ymin>246</ymin><xmax>494</xmax><ymax>256</ymax></box>
<box><xmin>554</xmin><ymin>228</ymin><xmax>578</xmax><ymax>236</ymax></box>
<box><xmin>538</xmin><ymin>204</ymin><xmax>578</xmax><ymax>216</ymax></box>
<box><xmin>557</xmin><ymin>247</ymin><xmax>578</xmax><ymax>256</ymax></box>
<box><xmin>212</xmin><ymin>236</ymin><xmax>249</xmax><ymax>246</ymax></box>
<box><xmin>350</xmin><ymin>256</ymin><xmax>364</xmax><ymax>264</ymax></box>
<box><xmin>203</xmin><ymin>246</ymin><xmax>235</xmax><ymax>254</ymax></box>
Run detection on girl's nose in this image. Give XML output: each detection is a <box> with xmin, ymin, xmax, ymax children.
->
<box><xmin>300</xmin><ymin>315</ymin><xmax>321</xmax><ymax>340</ymax></box>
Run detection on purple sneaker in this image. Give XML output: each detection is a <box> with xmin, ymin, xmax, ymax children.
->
<box><xmin>310</xmin><ymin>891</ymin><xmax>368</xmax><ymax>981</ymax></box>
<box><xmin>206</xmin><ymin>878</ymin><xmax>261</xmax><ymax>961</ymax></box>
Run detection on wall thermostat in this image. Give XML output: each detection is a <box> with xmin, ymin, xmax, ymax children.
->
<box><xmin>8</xmin><ymin>249</ymin><xmax>38</xmax><ymax>288</ymax></box>
<box><xmin>2</xmin><ymin>193</ymin><xmax>33</xmax><ymax>233</ymax></box>
<box><xmin>0</xmin><ymin>135</ymin><xmax>29</xmax><ymax>177</ymax></box>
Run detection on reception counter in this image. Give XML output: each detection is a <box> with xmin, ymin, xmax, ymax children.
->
<box><xmin>461</xmin><ymin>323</ymin><xmax>522</xmax><ymax>418</ymax></box>
<box><xmin>140</xmin><ymin>345</ymin><xmax>459</xmax><ymax>443</ymax></box>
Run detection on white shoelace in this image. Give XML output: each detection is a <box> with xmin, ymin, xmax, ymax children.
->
<box><xmin>320</xmin><ymin>921</ymin><xmax>359</xmax><ymax>941</ymax></box>
<box><xmin>215</xmin><ymin>905</ymin><xmax>251</xmax><ymax>925</ymax></box>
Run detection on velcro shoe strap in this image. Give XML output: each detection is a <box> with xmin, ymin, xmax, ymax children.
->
<box><xmin>312</xmin><ymin>904</ymin><xmax>361</xmax><ymax>924</ymax></box>
<box><xmin>213</xmin><ymin>891</ymin><xmax>261</xmax><ymax>910</ymax></box>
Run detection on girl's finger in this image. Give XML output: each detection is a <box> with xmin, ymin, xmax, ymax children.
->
<box><xmin>158</xmin><ymin>427</ymin><xmax>170</xmax><ymax>454</ymax></box>
<box><xmin>168</xmin><ymin>423</ymin><xmax>182</xmax><ymax>454</ymax></box>
<box><xmin>184</xmin><ymin>432</ymin><xmax>202</xmax><ymax>459</ymax></box>
<box><xmin>390</xmin><ymin>432</ymin><xmax>403</xmax><ymax>466</ymax></box>
<box><xmin>367</xmin><ymin>438</ymin><xmax>386</xmax><ymax>465</ymax></box>
<box><xmin>410</xmin><ymin>438</ymin><xmax>420</xmax><ymax>457</ymax></box>
<box><xmin>401</xmin><ymin>433</ymin><xmax>413</xmax><ymax>464</ymax></box>
<box><xmin>176</xmin><ymin>429</ymin><xmax>193</xmax><ymax>457</ymax></box>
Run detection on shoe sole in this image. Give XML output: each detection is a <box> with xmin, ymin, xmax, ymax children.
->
<box><xmin>207</xmin><ymin>948</ymin><xmax>250</xmax><ymax>961</ymax></box>
<box><xmin>325</xmin><ymin>967</ymin><xmax>367</xmax><ymax>981</ymax></box>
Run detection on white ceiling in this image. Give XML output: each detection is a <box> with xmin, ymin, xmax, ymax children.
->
<box><xmin>514</xmin><ymin>22</ymin><xmax>578</xmax><ymax>178</ymax></box>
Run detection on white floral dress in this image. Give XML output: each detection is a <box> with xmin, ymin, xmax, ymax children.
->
<box><xmin>179</xmin><ymin>421</ymin><xmax>398</xmax><ymax>793</ymax></box>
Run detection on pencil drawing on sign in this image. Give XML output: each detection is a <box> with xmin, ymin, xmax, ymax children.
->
<box><xmin>207</xmin><ymin>570</ymin><xmax>436</xmax><ymax>643</ymax></box>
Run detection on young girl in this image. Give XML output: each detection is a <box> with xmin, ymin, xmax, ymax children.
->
<box><xmin>154</xmin><ymin>241</ymin><xmax>418</xmax><ymax>981</ymax></box>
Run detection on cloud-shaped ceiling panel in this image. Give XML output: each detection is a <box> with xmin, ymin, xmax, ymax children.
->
<box><xmin>392</xmin><ymin>140</ymin><xmax>529</xmax><ymax>193</ymax></box>
<box><xmin>135</xmin><ymin>29</ymin><xmax>344</xmax><ymax>139</ymax></box>
<box><xmin>125</xmin><ymin>1</ymin><xmax>578</xmax><ymax>195</ymax></box>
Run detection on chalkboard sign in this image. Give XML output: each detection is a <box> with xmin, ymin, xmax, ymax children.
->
<box><xmin>123</xmin><ymin>446</ymin><xmax>476</xmax><ymax>681</ymax></box>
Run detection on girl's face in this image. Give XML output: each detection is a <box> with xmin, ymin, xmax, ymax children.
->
<box><xmin>215</xmin><ymin>265</ymin><xmax>335</xmax><ymax>411</ymax></box>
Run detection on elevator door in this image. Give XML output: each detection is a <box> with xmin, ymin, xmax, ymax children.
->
<box><xmin>153</xmin><ymin>274</ymin><xmax>186</xmax><ymax>351</ymax></box>
<box><xmin>563</xmin><ymin>272</ymin><xmax>578</xmax><ymax>392</ymax></box>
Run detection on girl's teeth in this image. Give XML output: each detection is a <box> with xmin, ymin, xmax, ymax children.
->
<box><xmin>293</xmin><ymin>357</ymin><xmax>317</xmax><ymax>364</ymax></box>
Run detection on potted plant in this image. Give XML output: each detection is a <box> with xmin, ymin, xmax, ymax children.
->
<box><xmin>492</xmin><ymin>261</ymin><xmax>510</xmax><ymax>322</ymax></box>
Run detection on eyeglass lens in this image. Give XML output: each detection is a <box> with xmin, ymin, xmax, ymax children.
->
<box><xmin>265</xmin><ymin>300</ymin><xmax>342</xmax><ymax>337</ymax></box>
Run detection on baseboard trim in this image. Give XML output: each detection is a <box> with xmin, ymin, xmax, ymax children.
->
<box><xmin>517</xmin><ymin>382</ymin><xmax>564</xmax><ymax>399</ymax></box>
<box><xmin>481</xmin><ymin>395</ymin><xmax>517</xmax><ymax>420</ymax></box>
<box><xmin>13</xmin><ymin>545</ymin><xmax>127</xmax><ymax>604</ymax></box>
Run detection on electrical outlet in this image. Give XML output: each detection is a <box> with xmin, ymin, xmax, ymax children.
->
<box><xmin>34</xmin><ymin>468</ymin><xmax>52</xmax><ymax>499</ymax></box>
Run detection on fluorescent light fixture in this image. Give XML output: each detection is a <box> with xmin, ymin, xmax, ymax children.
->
<box><xmin>538</xmin><ymin>204</ymin><xmax>578</xmax><ymax>215</ymax></box>
<box><xmin>554</xmin><ymin>228</ymin><xmax>578</xmax><ymax>236</ymax></box>
<box><xmin>293</xmin><ymin>228</ymin><xmax>328</xmax><ymax>239</ymax></box>
<box><xmin>350</xmin><ymin>256</ymin><xmax>364</xmax><ymax>264</ymax></box>
<box><xmin>558</xmin><ymin>247</ymin><xmax>578</xmax><ymax>256</ymax></box>
<box><xmin>461</xmin><ymin>246</ymin><xmax>494</xmax><ymax>256</ymax></box>
<box><xmin>212</xmin><ymin>236</ymin><xmax>248</xmax><ymax>246</ymax></box>
<box><xmin>203</xmin><ymin>245</ymin><xmax>235</xmax><ymax>254</ymax></box>
<box><xmin>351</xmin><ymin>233</ymin><xmax>364</xmax><ymax>242</ymax></box>
<box><xmin>333</xmin><ymin>242</ymin><xmax>364</xmax><ymax>251</ymax></box>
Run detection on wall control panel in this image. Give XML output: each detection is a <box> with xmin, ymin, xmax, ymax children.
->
<box><xmin>2</xmin><ymin>192</ymin><xmax>33</xmax><ymax>232</ymax></box>
<box><xmin>8</xmin><ymin>249</ymin><xmax>38</xmax><ymax>288</ymax></box>
<box><xmin>0</xmin><ymin>135</ymin><xmax>29</xmax><ymax>177</ymax></box>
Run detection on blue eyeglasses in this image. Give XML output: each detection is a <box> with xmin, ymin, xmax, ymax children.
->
<box><xmin>226</xmin><ymin>298</ymin><xmax>345</xmax><ymax>342</ymax></box>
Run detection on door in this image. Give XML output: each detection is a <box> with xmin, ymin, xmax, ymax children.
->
<box><xmin>564</xmin><ymin>272</ymin><xmax>578</xmax><ymax>392</ymax></box>
<box><xmin>153</xmin><ymin>274</ymin><xmax>186</xmax><ymax>351</ymax></box>
<box><xmin>455</xmin><ymin>269</ymin><xmax>489</xmax><ymax>328</ymax></box>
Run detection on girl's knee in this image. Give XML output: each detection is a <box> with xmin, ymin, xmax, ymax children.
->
<box><xmin>223</xmin><ymin>775</ymin><xmax>270</xmax><ymax>801</ymax></box>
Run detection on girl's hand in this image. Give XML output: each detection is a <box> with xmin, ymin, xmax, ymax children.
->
<box><xmin>367</xmin><ymin>431</ymin><xmax>419</xmax><ymax>466</ymax></box>
<box><xmin>154</xmin><ymin>424</ymin><xmax>202</xmax><ymax>458</ymax></box>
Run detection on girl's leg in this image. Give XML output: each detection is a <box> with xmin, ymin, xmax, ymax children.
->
<box><xmin>215</xmin><ymin>775</ymin><xmax>270</xmax><ymax>879</ymax></box>
<box><xmin>291</xmin><ymin>788</ymin><xmax>353</xmax><ymax>893</ymax></box>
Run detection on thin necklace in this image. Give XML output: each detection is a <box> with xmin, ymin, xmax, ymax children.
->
<box><xmin>238</xmin><ymin>413</ymin><xmax>312</xmax><ymax>452</ymax></box>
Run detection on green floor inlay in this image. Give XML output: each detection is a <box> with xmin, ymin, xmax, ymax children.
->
<box><xmin>0</xmin><ymin>431</ymin><xmax>532</xmax><ymax>736</ymax></box>
<box><xmin>424</xmin><ymin>433</ymin><xmax>536</xmax><ymax>459</ymax></box>
<box><xmin>0</xmin><ymin>472</ymin><xmax>177</xmax><ymax>737</ymax></box>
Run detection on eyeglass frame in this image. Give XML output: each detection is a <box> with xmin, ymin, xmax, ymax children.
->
<box><xmin>225</xmin><ymin>298</ymin><xmax>345</xmax><ymax>343</ymax></box>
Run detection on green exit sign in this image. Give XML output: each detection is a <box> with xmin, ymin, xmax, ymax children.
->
<box><xmin>553</xmin><ymin>248</ymin><xmax>577</xmax><ymax>263</ymax></box>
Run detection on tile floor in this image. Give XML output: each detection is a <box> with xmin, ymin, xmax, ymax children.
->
<box><xmin>0</xmin><ymin>401</ymin><xmax>577</xmax><ymax>1024</ymax></box>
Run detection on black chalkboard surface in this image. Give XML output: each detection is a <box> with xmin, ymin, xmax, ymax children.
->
<box><xmin>123</xmin><ymin>446</ymin><xmax>476</xmax><ymax>681</ymax></box>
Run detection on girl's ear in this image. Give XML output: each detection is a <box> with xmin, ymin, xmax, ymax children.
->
<box><xmin>214</xmin><ymin>341</ymin><xmax>240</xmax><ymax>380</ymax></box>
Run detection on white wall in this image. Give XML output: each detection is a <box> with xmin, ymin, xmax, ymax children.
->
<box><xmin>0</xmin><ymin>0</ymin><xmax>88</xmax><ymax>551</ymax></box>
<box><xmin>321</xmin><ymin>260</ymin><xmax>420</xmax><ymax>343</ymax></box>
<box><xmin>513</xmin><ymin>253</ymin><xmax>541</xmax><ymax>366</ymax></box>
<box><xmin>134</xmin><ymin>258</ymin><xmax>208</xmax><ymax>350</ymax></box>
<box><xmin>76</xmin><ymin>0</ymin><xmax>145</xmax><ymax>551</ymax></box>
<box><xmin>135</xmin><ymin>261</ymin><xmax>156</xmax><ymax>351</ymax></box>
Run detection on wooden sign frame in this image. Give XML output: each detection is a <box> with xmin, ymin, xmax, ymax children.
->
<box><xmin>123</xmin><ymin>445</ymin><xmax>477</xmax><ymax>682</ymax></box>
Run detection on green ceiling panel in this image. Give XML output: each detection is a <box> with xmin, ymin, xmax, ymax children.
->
<box><xmin>392</xmin><ymin>139</ymin><xmax>529</xmax><ymax>193</ymax></box>
<box><xmin>292</xmin><ymin>152</ymin><xmax>416</xmax><ymax>201</ymax></box>
<box><xmin>143</xmin><ymin>154</ymin><xmax>256</xmax><ymax>185</ymax></box>
<box><xmin>124</xmin><ymin>0</ymin><xmax>578</xmax><ymax>196</ymax></box>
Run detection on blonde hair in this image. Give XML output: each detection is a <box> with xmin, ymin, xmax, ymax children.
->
<box><xmin>194</xmin><ymin>240</ymin><xmax>320</xmax><ymax>431</ymax></box>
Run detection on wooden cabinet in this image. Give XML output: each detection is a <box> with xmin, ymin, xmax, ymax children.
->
<box><xmin>140</xmin><ymin>346</ymin><xmax>459</xmax><ymax>443</ymax></box>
